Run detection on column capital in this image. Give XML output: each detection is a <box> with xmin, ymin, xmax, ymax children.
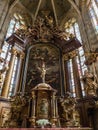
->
<box><xmin>20</xmin><ymin>52</ymin><xmax>25</xmax><ymax>59</ymax></box>
<box><xmin>52</xmin><ymin>92</ymin><xmax>56</xmax><ymax>99</ymax></box>
<box><xmin>11</xmin><ymin>47</ymin><xmax>17</xmax><ymax>55</ymax></box>
<box><xmin>63</xmin><ymin>54</ymin><xmax>69</xmax><ymax>61</ymax></box>
<box><xmin>31</xmin><ymin>91</ymin><xmax>36</xmax><ymax>98</ymax></box>
<box><xmin>0</xmin><ymin>49</ymin><xmax>2</xmax><ymax>53</ymax></box>
<box><xmin>69</xmin><ymin>50</ymin><xmax>77</xmax><ymax>59</ymax></box>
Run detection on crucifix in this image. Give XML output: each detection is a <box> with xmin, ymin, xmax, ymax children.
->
<box><xmin>38</xmin><ymin>60</ymin><xmax>49</xmax><ymax>83</ymax></box>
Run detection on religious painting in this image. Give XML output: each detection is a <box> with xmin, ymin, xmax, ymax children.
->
<box><xmin>25</xmin><ymin>44</ymin><xmax>61</xmax><ymax>95</ymax></box>
<box><xmin>37</xmin><ymin>91</ymin><xmax>50</xmax><ymax>119</ymax></box>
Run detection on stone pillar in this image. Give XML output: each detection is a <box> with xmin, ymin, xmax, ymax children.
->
<box><xmin>71</xmin><ymin>51</ymin><xmax>82</xmax><ymax>98</ymax></box>
<box><xmin>1</xmin><ymin>47</ymin><xmax>17</xmax><ymax>97</ymax></box>
<box><xmin>29</xmin><ymin>91</ymin><xmax>36</xmax><ymax>127</ymax></box>
<box><xmin>55</xmin><ymin>97</ymin><xmax>60</xmax><ymax>127</ymax></box>
<box><xmin>63</xmin><ymin>55</ymin><xmax>70</xmax><ymax>92</ymax></box>
<box><xmin>14</xmin><ymin>52</ymin><xmax>24</xmax><ymax>95</ymax></box>
<box><xmin>51</xmin><ymin>91</ymin><xmax>57</xmax><ymax>125</ymax></box>
<box><xmin>64</xmin><ymin>60</ymin><xmax>70</xmax><ymax>92</ymax></box>
<box><xmin>81</xmin><ymin>4</ymin><xmax>98</xmax><ymax>50</ymax></box>
<box><xmin>55</xmin><ymin>97</ymin><xmax>58</xmax><ymax>117</ymax></box>
<box><xmin>31</xmin><ymin>91</ymin><xmax>36</xmax><ymax>117</ymax></box>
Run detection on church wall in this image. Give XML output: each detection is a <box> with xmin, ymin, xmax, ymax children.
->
<box><xmin>0</xmin><ymin>0</ymin><xmax>10</xmax><ymax>48</ymax></box>
<box><xmin>81</xmin><ymin>2</ymin><xmax>98</xmax><ymax>50</ymax></box>
<box><xmin>80</xmin><ymin>1</ymin><xmax>98</xmax><ymax>76</ymax></box>
<box><xmin>0</xmin><ymin>0</ymin><xmax>9</xmax><ymax>30</ymax></box>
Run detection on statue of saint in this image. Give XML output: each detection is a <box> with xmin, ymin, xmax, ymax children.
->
<box><xmin>61</xmin><ymin>92</ymin><xmax>80</xmax><ymax>127</ymax></box>
<box><xmin>0</xmin><ymin>65</ymin><xmax>8</xmax><ymax>87</ymax></box>
<box><xmin>82</xmin><ymin>70</ymin><xmax>98</xmax><ymax>96</ymax></box>
<box><xmin>61</xmin><ymin>92</ymin><xmax>75</xmax><ymax>121</ymax></box>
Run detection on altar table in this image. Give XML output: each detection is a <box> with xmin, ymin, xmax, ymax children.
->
<box><xmin>0</xmin><ymin>128</ymin><xmax>93</xmax><ymax>130</ymax></box>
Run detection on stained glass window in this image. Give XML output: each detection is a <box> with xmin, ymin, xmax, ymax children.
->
<box><xmin>0</xmin><ymin>13</ymin><xmax>25</xmax><ymax>96</ymax></box>
<box><xmin>69</xmin><ymin>59</ymin><xmax>76</xmax><ymax>97</ymax></box>
<box><xmin>65</xmin><ymin>19</ymin><xmax>87</xmax><ymax>96</ymax></box>
<box><xmin>8</xmin><ymin>57</ymin><xmax>18</xmax><ymax>97</ymax></box>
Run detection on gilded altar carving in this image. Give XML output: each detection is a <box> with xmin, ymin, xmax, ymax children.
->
<box><xmin>3</xmin><ymin>92</ymin><xmax>26</xmax><ymax>128</ymax></box>
<box><xmin>15</xmin><ymin>16</ymin><xmax>75</xmax><ymax>44</ymax></box>
<box><xmin>85</xmin><ymin>52</ymin><xmax>98</xmax><ymax>65</ymax></box>
<box><xmin>63</xmin><ymin>50</ymin><xmax>77</xmax><ymax>61</ymax></box>
<box><xmin>82</xmin><ymin>70</ymin><xmax>98</xmax><ymax>96</ymax></box>
<box><xmin>60</xmin><ymin>92</ymin><xmax>80</xmax><ymax>127</ymax></box>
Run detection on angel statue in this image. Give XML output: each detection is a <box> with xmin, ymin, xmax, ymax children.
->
<box><xmin>82</xmin><ymin>70</ymin><xmax>98</xmax><ymax>96</ymax></box>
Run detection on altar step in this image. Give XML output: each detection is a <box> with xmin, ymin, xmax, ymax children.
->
<box><xmin>0</xmin><ymin>128</ymin><xmax>93</xmax><ymax>130</ymax></box>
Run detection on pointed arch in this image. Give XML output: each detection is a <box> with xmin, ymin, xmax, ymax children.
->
<box><xmin>67</xmin><ymin>0</ymin><xmax>81</xmax><ymax>16</ymax></box>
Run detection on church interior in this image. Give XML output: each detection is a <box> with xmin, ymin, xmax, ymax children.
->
<box><xmin>0</xmin><ymin>0</ymin><xmax>98</xmax><ymax>129</ymax></box>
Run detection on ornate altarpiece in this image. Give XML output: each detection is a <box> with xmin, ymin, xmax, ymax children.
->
<box><xmin>3</xmin><ymin>16</ymin><xmax>87</xmax><ymax>128</ymax></box>
<box><xmin>25</xmin><ymin>44</ymin><xmax>62</xmax><ymax>95</ymax></box>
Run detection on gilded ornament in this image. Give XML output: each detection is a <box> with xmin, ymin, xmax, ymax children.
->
<box><xmin>82</xmin><ymin>70</ymin><xmax>98</xmax><ymax>96</ymax></box>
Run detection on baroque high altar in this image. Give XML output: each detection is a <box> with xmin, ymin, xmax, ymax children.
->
<box><xmin>0</xmin><ymin>15</ymin><xmax>95</xmax><ymax>130</ymax></box>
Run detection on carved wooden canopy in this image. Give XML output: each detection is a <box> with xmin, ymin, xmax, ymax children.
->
<box><xmin>6</xmin><ymin>16</ymin><xmax>81</xmax><ymax>54</ymax></box>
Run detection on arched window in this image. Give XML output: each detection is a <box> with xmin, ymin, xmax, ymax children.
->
<box><xmin>0</xmin><ymin>13</ymin><xmax>25</xmax><ymax>96</ymax></box>
<box><xmin>65</xmin><ymin>18</ymin><xmax>87</xmax><ymax>96</ymax></box>
<box><xmin>89</xmin><ymin>0</ymin><xmax>98</xmax><ymax>33</ymax></box>
<box><xmin>0</xmin><ymin>14</ymin><xmax>24</xmax><ymax>65</ymax></box>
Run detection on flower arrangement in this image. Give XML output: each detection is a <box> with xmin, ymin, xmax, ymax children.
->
<box><xmin>36</xmin><ymin>119</ymin><xmax>51</xmax><ymax>128</ymax></box>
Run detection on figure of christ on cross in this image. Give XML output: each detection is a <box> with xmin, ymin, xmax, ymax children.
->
<box><xmin>38</xmin><ymin>60</ymin><xmax>50</xmax><ymax>83</ymax></box>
